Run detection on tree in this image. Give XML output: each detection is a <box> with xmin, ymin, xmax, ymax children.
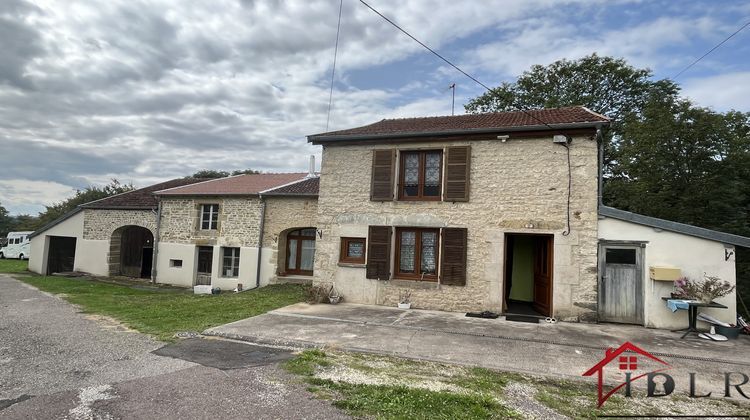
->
<box><xmin>0</xmin><ymin>202</ymin><xmax>13</xmax><ymax>238</ymax></box>
<box><xmin>465</xmin><ymin>54</ymin><xmax>679</xmax><ymax>172</ymax></box>
<box><xmin>607</xmin><ymin>96</ymin><xmax>750</xmax><ymax>234</ymax></box>
<box><xmin>190</xmin><ymin>169</ymin><xmax>260</xmax><ymax>178</ymax></box>
<box><xmin>34</xmin><ymin>179</ymin><xmax>135</xmax><ymax>229</ymax></box>
<box><xmin>191</xmin><ymin>170</ymin><xmax>231</xmax><ymax>179</ymax></box>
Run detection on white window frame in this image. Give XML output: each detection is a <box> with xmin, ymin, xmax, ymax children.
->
<box><xmin>201</xmin><ymin>204</ymin><xmax>219</xmax><ymax>230</ymax></box>
<box><xmin>222</xmin><ymin>247</ymin><xmax>240</xmax><ymax>278</ymax></box>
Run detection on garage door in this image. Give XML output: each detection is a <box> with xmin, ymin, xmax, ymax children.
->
<box><xmin>47</xmin><ymin>236</ymin><xmax>77</xmax><ymax>275</ymax></box>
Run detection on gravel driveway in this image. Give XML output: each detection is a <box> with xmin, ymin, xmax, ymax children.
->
<box><xmin>0</xmin><ymin>274</ymin><xmax>347</xmax><ymax>419</ymax></box>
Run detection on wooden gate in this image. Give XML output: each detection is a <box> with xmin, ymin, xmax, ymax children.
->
<box><xmin>598</xmin><ymin>242</ymin><xmax>644</xmax><ymax>325</ymax></box>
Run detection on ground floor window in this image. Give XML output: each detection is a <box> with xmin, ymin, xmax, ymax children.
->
<box><xmin>395</xmin><ymin>227</ymin><xmax>439</xmax><ymax>281</ymax></box>
<box><xmin>340</xmin><ymin>237</ymin><xmax>366</xmax><ymax>264</ymax></box>
<box><xmin>222</xmin><ymin>247</ymin><xmax>240</xmax><ymax>277</ymax></box>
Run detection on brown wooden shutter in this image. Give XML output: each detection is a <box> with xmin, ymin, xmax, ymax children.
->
<box><xmin>370</xmin><ymin>150</ymin><xmax>396</xmax><ymax>201</ymax></box>
<box><xmin>366</xmin><ymin>226</ymin><xmax>392</xmax><ymax>280</ymax></box>
<box><xmin>444</xmin><ymin>146</ymin><xmax>470</xmax><ymax>202</ymax></box>
<box><xmin>440</xmin><ymin>228</ymin><xmax>467</xmax><ymax>286</ymax></box>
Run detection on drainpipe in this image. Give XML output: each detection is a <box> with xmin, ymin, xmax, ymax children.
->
<box><xmin>151</xmin><ymin>197</ymin><xmax>163</xmax><ymax>284</ymax></box>
<box><xmin>596</xmin><ymin>124</ymin><xmax>604</xmax><ymax>208</ymax></box>
<box><xmin>254</xmin><ymin>194</ymin><xmax>266</xmax><ymax>289</ymax></box>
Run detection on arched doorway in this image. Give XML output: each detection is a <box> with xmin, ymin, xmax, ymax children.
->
<box><xmin>284</xmin><ymin>228</ymin><xmax>316</xmax><ymax>276</ymax></box>
<box><xmin>110</xmin><ymin>226</ymin><xmax>154</xmax><ymax>278</ymax></box>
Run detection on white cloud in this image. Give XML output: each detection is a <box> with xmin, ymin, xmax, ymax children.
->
<box><xmin>0</xmin><ymin>179</ymin><xmax>76</xmax><ymax>215</ymax></box>
<box><xmin>682</xmin><ymin>72</ymin><xmax>750</xmax><ymax>112</ymax></box>
<box><xmin>0</xmin><ymin>0</ymin><xmax>745</xmax><ymax>215</ymax></box>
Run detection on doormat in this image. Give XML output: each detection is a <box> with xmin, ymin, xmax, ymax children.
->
<box><xmin>504</xmin><ymin>314</ymin><xmax>540</xmax><ymax>324</ymax></box>
<box><xmin>465</xmin><ymin>311</ymin><xmax>500</xmax><ymax>319</ymax></box>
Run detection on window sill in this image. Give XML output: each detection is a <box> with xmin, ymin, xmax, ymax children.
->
<box><xmin>389</xmin><ymin>279</ymin><xmax>440</xmax><ymax>289</ymax></box>
<box><xmin>338</xmin><ymin>262</ymin><xmax>366</xmax><ymax>268</ymax></box>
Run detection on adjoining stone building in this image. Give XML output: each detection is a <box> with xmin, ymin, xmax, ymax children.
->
<box><xmin>28</xmin><ymin>178</ymin><xmax>206</xmax><ymax>277</ymax></box>
<box><xmin>152</xmin><ymin>172</ymin><xmax>319</xmax><ymax>291</ymax></box>
<box><xmin>307</xmin><ymin>106</ymin><xmax>749</xmax><ymax>329</ymax></box>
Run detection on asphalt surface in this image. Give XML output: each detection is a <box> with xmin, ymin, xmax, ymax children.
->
<box><xmin>0</xmin><ymin>274</ymin><xmax>348</xmax><ymax>419</ymax></box>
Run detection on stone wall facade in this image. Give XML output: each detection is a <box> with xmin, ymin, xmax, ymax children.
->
<box><xmin>261</xmin><ymin>196</ymin><xmax>319</xmax><ymax>276</ymax></box>
<box><xmin>313</xmin><ymin>135</ymin><xmax>600</xmax><ymax>321</ymax></box>
<box><xmin>159</xmin><ymin>197</ymin><xmax>263</xmax><ymax>247</ymax></box>
<box><xmin>83</xmin><ymin>209</ymin><xmax>156</xmax><ymax>240</ymax></box>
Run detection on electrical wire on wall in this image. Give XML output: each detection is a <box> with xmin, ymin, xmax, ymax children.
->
<box><xmin>560</xmin><ymin>141</ymin><xmax>572</xmax><ymax>236</ymax></box>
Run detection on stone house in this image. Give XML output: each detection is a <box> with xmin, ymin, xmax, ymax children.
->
<box><xmin>28</xmin><ymin>173</ymin><xmax>320</xmax><ymax>292</ymax></box>
<box><xmin>28</xmin><ymin>178</ymin><xmax>206</xmax><ymax>277</ymax></box>
<box><xmin>307</xmin><ymin>106</ymin><xmax>750</xmax><ymax>329</ymax></box>
<box><xmin>152</xmin><ymin>172</ymin><xmax>319</xmax><ymax>290</ymax></box>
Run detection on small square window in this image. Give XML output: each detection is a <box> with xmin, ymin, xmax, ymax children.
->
<box><xmin>339</xmin><ymin>237</ymin><xmax>366</xmax><ymax>264</ymax></box>
<box><xmin>170</xmin><ymin>259</ymin><xmax>183</xmax><ymax>268</ymax></box>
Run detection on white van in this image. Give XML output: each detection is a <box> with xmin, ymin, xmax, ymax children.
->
<box><xmin>0</xmin><ymin>231</ymin><xmax>33</xmax><ymax>260</ymax></box>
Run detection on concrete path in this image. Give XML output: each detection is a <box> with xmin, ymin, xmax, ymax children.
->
<box><xmin>0</xmin><ymin>275</ymin><xmax>348</xmax><ymax>419</ymax></box>
<box><xmin>206</xmin><ymin>302</ymin><xmax>750</xmax><ymax>395</ymax></box>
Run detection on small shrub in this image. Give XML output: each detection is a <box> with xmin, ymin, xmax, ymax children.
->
<box><xmin>306</xmin><ymin>285</ymin><xmax>331</xmax><ymax>304</ymax></box>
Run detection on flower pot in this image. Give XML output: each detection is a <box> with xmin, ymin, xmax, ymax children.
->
<box><xmin>328</xmin><ymin>296</ymin><xmax>341</xmax><ymax>305</ymax></box>
<box><xmin>398</xmin><ymin>302</ymin><xmax>411</xmax><ymax>309</ymax></box>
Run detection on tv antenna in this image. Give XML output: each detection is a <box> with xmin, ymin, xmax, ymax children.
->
<box><xmin>449</xmin><ymin>83</ymin><xmax>456</xmax><ymax>115</ymax></box>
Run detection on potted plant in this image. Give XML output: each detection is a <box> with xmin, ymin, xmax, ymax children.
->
<box><xmin>328</xmin><ymin>286</ymin><xmax>342</xmax><ymax>305</ymax></box>
<box><xmin>672</xmin><ymin>275</ymin><xmax>735</xmax><ymax>303</ymax></box>
<box><xmin>398</xmin><ymin>289</ymin><xmax>412</xmax><ymax>309</ymax></box>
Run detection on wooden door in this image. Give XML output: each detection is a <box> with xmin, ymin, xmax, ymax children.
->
<box><xmin>598</xmin><ymin>244</ymin><xmax>644</xmax><ymax>324</ymax></box>
<box><xmin>532</xmin><ymin>236</ymin><xmax>553</xmax><ymax>316</ymax></box>
<box><xmin>196</xmin><ymin>246</ymin><xmax>213</xmax><ymax>286</ymax></box>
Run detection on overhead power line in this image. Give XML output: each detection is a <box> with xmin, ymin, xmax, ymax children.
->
<box><xmin>357</xmin><ymin>0</ymin><xmax>556</xmax><ymax>130</ymax></box>
<box><xmin>326</xmin><ymin>0</ymin><xmax>344</xmax><ymax>132</ymax></box>
<box><xmin>672</xmin><ymin>20</ymin><xmax>750</xmax><ymax>80</ymax></box>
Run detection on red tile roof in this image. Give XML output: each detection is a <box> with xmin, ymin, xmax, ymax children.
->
<box><xmin>154</xmin><ymin>173</ymin><xmax>309</xmax><ymax>196</ymax></box>
<box><xmin>262</xmin><ymin>176</ymin><xmax>319</xmax><ymax>196</ymax></box>
<box><xmin>308</xmin><ymin>106</ymin><xmax>609</xmax><ymax>142</ymax></box>
<box><xmin>81</xmin><ymin>178</ymin><xmax>209</xmax><ymax>209</ymax></box>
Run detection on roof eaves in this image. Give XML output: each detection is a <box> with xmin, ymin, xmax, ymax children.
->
<box><xmin>307</xmin><ymin>121</ymin><xmax>607</xmax><ymax>144</ymax></box>
<box><xmin>599</xmin><ymin>206</ymin><xmax>750</xmax><ymax>248</ymax></box>
<box><xmin>28</xmin><ymin>207</ymin><xmax>83</xmax><ymax>239</ymax></box>
<box><xmin>258</xmin><ymin>175</ymin><xmax>312</xmax><ymax>194</ymax></box>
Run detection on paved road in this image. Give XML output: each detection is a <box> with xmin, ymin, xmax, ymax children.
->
<box><xmin>0</xmin><ymin>275</ymin><xmax>348</xmax><ymax>419</ymax></box>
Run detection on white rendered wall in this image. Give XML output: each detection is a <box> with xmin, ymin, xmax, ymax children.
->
<box><xmin>155</xmin><ymin>242</ymin><xmax>275</xmax><ymax>289</ymax></box>
<box><xmin>599</xmin><ymin>217</ymin><xmax>737</xmax><ymax>329</ymax></box>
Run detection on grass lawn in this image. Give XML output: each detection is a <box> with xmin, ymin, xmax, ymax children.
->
<box><xmin>16</xmin><ymin>275</ymin><xmax>305</xmax><ymax>341</ymax></box>
<box><xmin>284</xmin><ymin>350</ymin><xmax>750</xmax><ymax>420</ymax></box>
<box><xmin>0</xmin><ymin>258</ymin><xmax>29</xmax><ymax>273</ymax></box>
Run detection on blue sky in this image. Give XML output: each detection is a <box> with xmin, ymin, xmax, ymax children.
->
<box><xmin>0</xmin><ymin>0</ymin><xmax>748</xmax><ymax>215</ymax></box>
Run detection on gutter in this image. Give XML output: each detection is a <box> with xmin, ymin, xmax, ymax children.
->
<box><xmin>254</xmin><ymin>194</ymin><xmax>267</xmax><ymax>289</ymax></box>
<box><xmin>308</xmin><ymin>121</ymin><xmax>607</xmax><ymax>144</ymax></box>
<box><xmin>595</xmin><ymin>124</ymin><xmax>605</xmax><ymax>208</ymax></box>
<box><xmin>151</xmin><ymin>197</ymin><xmax>163</xmax><ymax>284</ymax></box>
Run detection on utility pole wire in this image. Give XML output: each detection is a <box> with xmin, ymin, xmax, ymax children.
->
<box><xmin>326</xmin><ymin>0</ymin><xmax>344</xmax><ymax>132</ymax></box>
<box><xmin>672</xmin><ymin>20</ymin><xmax>750</xmax><ymax>80</ymax></box>
<box><xmin>357</xmin><ymin>0</ymin><xmax>555</xmax><ymax>130</ymax></box>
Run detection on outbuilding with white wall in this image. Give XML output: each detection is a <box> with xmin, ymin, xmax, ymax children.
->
<box><xmin>598</xmin><ymin>206</ymin><xmax>750</xmax><ymax>329</ymax></box>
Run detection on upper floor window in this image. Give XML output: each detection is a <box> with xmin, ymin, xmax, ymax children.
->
<box><xmin>399</xmin><ymin>150</ymin><xmax>442</xmax><ymax>200</ymax></box>
<box><xmin>201</xmin><ymin>204</ymin><xmax>219</xmax><ymax>230</ymax></box>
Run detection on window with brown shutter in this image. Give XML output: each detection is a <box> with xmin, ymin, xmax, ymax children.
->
<box><xmin>370</xmin><ymin>150</ymin><xmax>396</xmax><ymax>201</ymax></box>
<box><xmin>444</xmin><ymin>146</ymin><xmax>470</xmax><ymax>202</ymax></box>
<box><xmin>398</xmin><ymin>150</ymin><xmax>442</xmax><ymax>201</ymax></box>
<box><xmin>366</xmin><ymin>226</ymin><xmax>392</xmax><ymax>279</ymax></box>
<box><xmin>440</xmin><ymin>227</ymin><xmax>467</xmax><ymax>286</ymax></box>
<box><xmin>394</xmin><ymin>227</ymin><xmax>440</xmax><ymax>281</ymax></box>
